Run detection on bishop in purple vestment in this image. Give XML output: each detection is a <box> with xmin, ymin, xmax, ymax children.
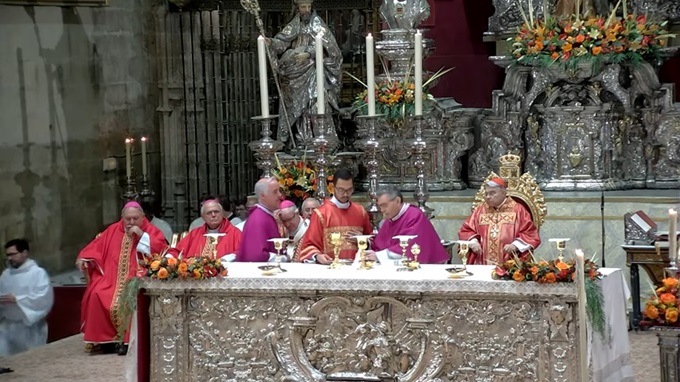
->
<box><xmin>366</xmin><ymin>186</ymin><xmax>449</xmax><ymax>264</ymax></box>
<box><xmin>237</xmin><ymin>177</ymin><xmax>285</xmax><ymax>262</ymax></box>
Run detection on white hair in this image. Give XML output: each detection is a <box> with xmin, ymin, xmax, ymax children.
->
<box><xmin>302</xmin><ymin>198</ymin><xmax>320</xmax><ymax>208</ymax></box>
<box><xmin>200</xmin><ymin>200</ymin><xmax>223</xmax><ymax>215</ymax></box>
<box><xmin>121</xmin><ymin>206</ymin><xmax>144</xmax><ymax>215</ymax></box>
<box><xmin>280</xmin><ymin>205</ymin><xmax>299</xmax><ymax>215</ymax></box>
<box><xmin>254</xmin><ymin>177</ymin><xmax>278</xmax><ymax>202</ymax></box>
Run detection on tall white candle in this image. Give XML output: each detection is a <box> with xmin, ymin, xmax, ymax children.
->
<box><xmin>670</xmin><ymin>209</ymin><xmax>678</xmax><ymax>265</ymax></box>
<box><xmin>315</xmin><ymin>32</ymin><xmax>325</xmax><ymax>114</ymax></box>
<box><xmin>366</xmin><ymin>33</ymin><xmax>376</xmax><ymax>116</ymax></box>
<box><xmin>575</xmin><ymin>249</ymin><xmax>588</xmax><ymax>382</ymax></box>
<box><xmin>125</xmin><ymin>138</ymin><xmax>133</xmax><ymax>182</ymax></box>
<box><xmin>257</xmin><ymin>36</ymin><xmax>269</xmax><ymax>117</ymax></box>
<box><xmin>414</xmin><ymin>30</ymin><xmax>423</xmax><ymax>116</ymax></box>
<box><xmin>141</xmin><ymin>136</ymin><xmax>148</xmax><ymax>176</ymax></box>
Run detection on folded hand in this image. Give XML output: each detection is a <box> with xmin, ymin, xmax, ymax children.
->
<box><xmin>469</xmin><ymin>242</ymin><xmax>482</xmax><ymax>254</ymax></box>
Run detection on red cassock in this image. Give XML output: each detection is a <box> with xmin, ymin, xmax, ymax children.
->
<box><xmin>298</xmin><ymin>200</ymin><xmax>373</xmax><ymax>262</ymax></box>
<box><xmin>176</xmin><ymin>218</ymin><xmax>242</xmax><ymax>258</ymax></box>
<box><xmin>458</xmin><ymin>197</ymin><xmax>541</xmax><ymax>265</ymax></box>
<box><xmin>78</xmin><ymin>218</ymin><xmax>166</xmax><ymax>343</ymax></box>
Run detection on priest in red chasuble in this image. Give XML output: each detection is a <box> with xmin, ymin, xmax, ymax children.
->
<box><xmin>458</xmin><ymin>178</ymin><xmax>541</xmax><ymax>265</ymax></box>
<box><xmin>298</xmin><ymin>169</ymin><xmax>373</xmax><ymax>263</ymax></box>
<box><xmin>176</xmin><ymin>199</ymin><xmax>241</xmax><ymax>261</ymax></box>
<box><xmin>365</xmin><ymin>186</ymin><xmax>449</xmax><ymax>264</ymax></box>
<box><xmin>76</xmin><ymin>202</ymin><xmax>166</xmax><ymax>354</ymax></box>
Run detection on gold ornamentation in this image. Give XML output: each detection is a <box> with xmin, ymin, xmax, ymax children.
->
<box><xmin>472</xmin><ymin>153</ymin><xmax>547</xmax><ymax>228</ymax></box>
<box><xmin>110</xmin><ymin>234</ymin><xmax>133</xmax><ymax>328</ymax></box>
<box><xmin>568</xmin><ymin>146</ymin><xmax>583</xmax><ymax>168</ymax></box>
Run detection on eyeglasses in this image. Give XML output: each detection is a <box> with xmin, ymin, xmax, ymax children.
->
<box><xmin>335</xmin><ymin>187</ymin><xmax>354</xmax><ymax>195</ymax></box>
<box><xmin>5</xmin><ymin>252</ymin><xmax>21</xmax><ymax>257</ymax></box>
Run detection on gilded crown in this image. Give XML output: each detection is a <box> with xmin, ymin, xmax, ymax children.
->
<box><xmin>499</xmin><ymin>154</ymin><xmax>521</xmax><ymax>167</ymax></box>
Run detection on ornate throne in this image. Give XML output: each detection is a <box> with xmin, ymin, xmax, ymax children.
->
<box><xmin>472</xmin><ymin>154</ymin><xmax>548</xmax><ymax>229</ymax></box>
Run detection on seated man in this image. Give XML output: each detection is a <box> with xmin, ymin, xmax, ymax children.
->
<box><xmin>364</xmin><ymin>186</ymin><xmax>449</xmax><ymax>264</ymax></box>
<box><xmin>0</xmin><ymin>239</ymin><xmax>54</xmax><ymax>357</ymax></box>
<box><xmin>77</xmin><ymin>202</ymin><xmax>166</xmax><ymax>355</ymax></box>
<box><xmin>298</xmin><ymin>169</ymin><xmax>373</xmax><ymax>263</ymax></box>
<box><xmin>176</xmin><ymin>199</ymin><xmax>242</xmax><ymax>261</ymax></box>
<box><xmin>458</xmin><ymin>177</ymin><xmax>541</xmax><ymax>264</ymax></box>
<box><xmin>277</xmin><ymin>200</ymin><xmax>310</xmax><ymax>260</ymax></box>
<box><xmin>237</xmin><ymin>177</ymin><xmax>284</xmax><ymax>262</ymax></box>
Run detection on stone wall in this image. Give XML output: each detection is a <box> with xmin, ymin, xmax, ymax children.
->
<box><xmin>0</xmin><ymin>1</ymin><xmax>157</xmax><ymax>274</ymax></box>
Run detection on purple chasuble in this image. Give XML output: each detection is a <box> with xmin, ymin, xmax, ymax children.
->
<box><xmin>373</xmin><ymin>205</ymin><xmax>449</xmax><ymax>264</ymax></box>
<box><xmin>237</xmin><ymin>205</ymin><xmax>279</xmax><ymax>262</ymax></box>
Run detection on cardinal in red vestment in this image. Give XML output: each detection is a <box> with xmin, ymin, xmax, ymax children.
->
<box><xmin>298</xmin><ymin>169</ymin><xmax>373</xmax><ymax>263</ymax></box>
<box><xmin>458</xmin><ymin>178</ymin><xmax>541</xmax><ymax>265</ymax></box>
<box><xmin>76</xmin><ymin>202</ymin><xmax>166</xmax><ymax>353</ymax></box>
<box><xmin>365</xmin><ymin>186</ymin><xmax>449</xmax><ymax>264</ymax></box>
<box><xmin>176</xmin><ymin>199</ymin><xmax>242</xmax><ymax>261</ymax></box>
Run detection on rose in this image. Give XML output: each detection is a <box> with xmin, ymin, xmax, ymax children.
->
<box><xmin>555</xmin><ymin>261</ymin><xmax>570</xmax><ymax>271</ymax></box>
<box><xmin>644</xmin><ymin>304</ymin><xmax>659</xmax><ymax>320</ymax></box>
<box><xmin>166</xmin><ymin>257</ymin><xmax>178</xmax><ymax>268</ymax></box>
<box><xmin>178</xmin><ymin>262</ymin><xmax>188</xmax><ymax>273</ymax></box>
<box><xmin>667</xmin><ymin>307</ymin><xmax>679</xmax><ymax>323</ymax></box>
<box><xmin>543</xmin><ymin>272</ymin><xmax>557</xmax><ymax>283</ymax></box>
<box><xmin>150</xmin><ymin>260</ymin><xmax>161</xmax><ymax>271</ymax></box>
<box><xmin>663</xmin><ymin>278</ymin><xmax>679</xmax><ymax>289</ymax></box>
<box><xmin>513</xmin><ymin>270</ymin><xmax>525</xmax><ymax>282</ymax></box>
<box><xmin>660</xmin><ymin>293</ymin><xmax>677</xmax><ymax>306</ymax></box>
<box><xmin>193</xmin><ymin>269</ymin><xmax>202</xmax><ymax>279</ymax></box>
<box><xmin>157</xmin><ymin>267</ymin><xmax>169</xmax><ymax>279</ymax></box>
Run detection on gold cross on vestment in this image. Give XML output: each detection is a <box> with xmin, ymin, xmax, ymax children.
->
<box><xmin>490</xmin><ymin>225</ymin><xmax>499</xmax><ymax>238</ymax></box>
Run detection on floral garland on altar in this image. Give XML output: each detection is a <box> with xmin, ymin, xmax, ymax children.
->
<box><xmin>492</xmin><ymin>255</ymin><xmax>609</xmax><ymax>341</ymax></box>
<box><xmin>510</xmin><ymin>2</ymin><xmax>674</xmax><ymax>68</ymax></box>
<box><xmin>643</xmin><ymin>277</ymin><xmax>680</xmax><ymax>325</ymax></box>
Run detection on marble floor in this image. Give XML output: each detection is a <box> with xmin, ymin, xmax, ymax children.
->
<box><xmin>0</xmin><ymin>331</ymin><xmax>661</xmax><ymax>381</ymax></box>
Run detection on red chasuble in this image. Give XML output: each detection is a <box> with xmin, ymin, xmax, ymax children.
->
<box><xmin>78</xmin><ymin>219</ymin><xmax>166</xmax><ymax>343</ymax></box>
<box><xmin>297</xmin><ymin>200</ymin><xmax>373</xmax><ymax>262</ymax></box>
<box><xmin>176</xmin><ymin>218</ymin><xmax>242</xmax><ymax>258</ymax></box>
<box><xmin>458</xmin><ymin>197</ymin><xmax>541</xmax><ymax>265</ymax></box>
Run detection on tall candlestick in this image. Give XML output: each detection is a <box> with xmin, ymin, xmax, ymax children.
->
<box><xmin>125</xmin><ymin>138</ymin><xmax>133</xmax><ymax>182</ymax></box>
<box><xmin>257</xmin><ymin>36</ymin><xmax>270</xmax><ymax>118</ymax></box>
<box><xmin>414</xmin><ymin>30</ymin><xmax>423</xmax><ymax>116</ymax></box>
<box><xmin>141</xmin><ymin>136</ymin><xmax>148</xmax><ymax>176</ymax></box>
<box><xmin>315</xmin><ymin>32</ymin><xmax>325</xmax><ymax>114</ymax></box>
<box><xmin>575</xmin><ymin>249</ymin><xmax>588</xmax><ymax>382</ymax></box>
<box><xmin>366</xmin><ymin>33</ymin><xmax>376</xmax><ymax>116</ymax></box>
<box><xmin>670</xmin><ymin>208</ymin><xmax>678</xmax><ymax>265</ymax></box>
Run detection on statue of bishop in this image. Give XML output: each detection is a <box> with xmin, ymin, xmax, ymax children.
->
<box><xmin>379</xmin><ymin>0</ymin><xmax>431</xmax><ymax>30</ymax></box>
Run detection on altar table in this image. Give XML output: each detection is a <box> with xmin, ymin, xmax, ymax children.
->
<box><xmin>133</xmin><ymin>264</ymin><xmax>631</xmax><ymax>382</ymax></box>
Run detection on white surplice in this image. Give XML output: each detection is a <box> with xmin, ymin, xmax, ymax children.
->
<box><xmin>0</xmin><ymin>259</ymin><xmax>54</xmax><ymax>356</ymax></box>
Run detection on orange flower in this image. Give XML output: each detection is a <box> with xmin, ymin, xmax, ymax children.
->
<box><xmin>157</xmin><ymin>267</ymin><xmax>169</xmax><ymax>279</ymax></box>
<box><xmin>663</xmin><ymin>278</ymin><xmax>679</xmax><ymax>289</ymax></box>
<box><xmin>551</xmin><ymin>52</ymin><xmax>559</xmax><ymax>60</ymax></box>
<box><xmin>534</xmin><ymin>41</ymin><xmax>544</xmax><ymax>51</ymax></box>
<box><xmin>644</xmin><ymin>304</ymin><xmax>659</xmax><ymax>320</ymax></box>
<box><xmin>555</xmin><ymin>261</ymin><xmax>570</xmax><ymax>271</ymax></box>
<box><xmin>538</xmin><ymin>260</ymin><xmax>549</xmax><ymax>267</ymax></box>
<box><xmin>178</xmin><ymin>262</ymin><xmax>188</xmax><ymax>273</ymax></box>
<box><xmin>150</xmin><ymin>260</ymin><xmax>161</xmax><ymax>271</ymax></box>
<box><xmin>561</xmin><ymin>43</ymin><xmax>573</xmax><ymax>52</ymax></box>
<box><xmin>513</xmin><ymin>271</ymin><xmax>525</xmax><ymax>282</ymax></box>
<box><xmin>575</xmin><ymin>34</ymin><xmax>585</xmax><ymax>43</ymax></box>
<box><xmin>591</xmin><ymin>46</ymin><xmax>602</xmax><ymax>55</ymax></box>
<box><xmin>668</xmin><ymin>307</ymin><xmax>680</xmax><ymax>323</ymax></box>
<box><xmin>543</xmin><ymin>272</ymin><xmax>557</xmax><ymax>283</ymax></box>
<box><xmin>660</xmin><ymin>293</ymin><xmax>677</xmax><ymax>306</ymax></box>
<box><xmin>193</xmin><ymin>269</ymin><xmax>202</xmax><ymax>279</ymax></box>
<box><xmin>285</xmin><ymin>178</ymin><xmax>294</xmax><ymax>186</ymax></box>
<box><xmin>220</xmin><ymin>268</ymin><xmax>228</xmax><ymax>277</ymax></box>
<box><xmin>166</xmin><ymin>257</ymin><xmax>178</xmax><ymax>267</ymax></box>
<box><xmin>530</xmin><ymin>266</ymin><xmax>539</xmax><ymax>275</ymax></box>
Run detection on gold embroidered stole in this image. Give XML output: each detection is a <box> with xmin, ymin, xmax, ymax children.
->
<box><xmin>110</xmin><ymin>234</ymin><xmax>133</xmax><ymax>327</ymax></box>
<box><xmin>478</xmin><ymin>198</ymin><xmax>517</xmax><ymax>264</ymax></box>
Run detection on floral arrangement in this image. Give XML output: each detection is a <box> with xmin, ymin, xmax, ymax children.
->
<box><xmin>493</xmin><ymin>255</ymin><xmax>608</xmax><ymax>340</ymax></box>
<box><xmin>272</xmin><ymin>158</ymin><xmax>334</xmax><ymax>206</ymax></box>
<box><xmin>348</xmin><ymin>64</ymin><xmax>452</xmax><ymax>125</ymax></box>
<box><xmin>510</xmin><ymin>4</ymin><xmax>674</xmax><ymax>68</ymax></box>
<box><xmin>643</xmin><ymin>277</ymin><xmax>680</xmax><ymax>325</ymax></box>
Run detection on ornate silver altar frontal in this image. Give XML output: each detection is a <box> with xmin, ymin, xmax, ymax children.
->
<box><xmin>145</xmin><ymin>272</ymin><xmax>584</xmax><ymax>381</ymax></box>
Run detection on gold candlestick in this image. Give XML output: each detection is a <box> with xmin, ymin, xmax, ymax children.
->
<box><xmin>549</xmin><ymin>238</ymin><xmax>570</xmax><ymax>261</ymax></box>
<box><xmin>329</xmin><ymin>232</ymin><xmax>342</xmax><ymax>269</ymax></box>
<box><xmin>354</xmin><ymin>235</ymin><xmax>374</xmax><ymax>270</ymax></box>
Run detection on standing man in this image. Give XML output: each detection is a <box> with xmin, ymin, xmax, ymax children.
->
<box><xmin>176</xmin><ymin>199</ymin><xmax>242</xmax><ymax>261</ymax></box>
<box><xmin>298</xmin><ymin>169</ymin><xmax>373</xmax><ymax>263</ymax></box>
<box><xmin>365</xmin><ymin>186</ymin><xmax>449</xmax><ymax>264</ymax></box>
<box><xmin>301</xmin><ymin>197</ymin><xmax>321</xmax><ymax>220</ymax></box>
<box><xmin>266</xmin><ymin>0</ymin><xmax>343</xmax><ymax>144</ymax></box>
<box><xmin>237</xmin><ymin>178</ymin><xmax>285</xmax><ymax>262</ymax></box>
<box><xmin>0</xmin><ymin>239</ymin><xmax>54</xmax><ymax>356</ymax></box>
<box><xmin>458</xmin><ymin>178</ymin><xmax>541</xmax><ymax>264</ymax></box>
<box><xmin>77</xmin><ymin>202</ymin><xmax>166</xmax><ymax>355</ymax></box>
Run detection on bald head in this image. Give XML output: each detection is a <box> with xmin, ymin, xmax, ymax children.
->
<box><xmin>201</xmin><ymin>200</ymin><xmax>224</xmax><ymax>229</ymax></box>
<box><xmin>301</xmin><ymin>198</ymin><xmax>321</xmax><ymax>219</ymax></box>
<box><xmin>255</xmin><ymin>177</ymin><xmax>283</xmax><ymax>211</ymax></box>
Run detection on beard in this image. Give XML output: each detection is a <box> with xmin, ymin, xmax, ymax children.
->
<box><xmin>300</xmin><ymin>12</ymin><xmax>311</xmax><ymax>23</ymax></box>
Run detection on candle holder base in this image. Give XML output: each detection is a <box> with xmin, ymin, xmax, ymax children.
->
<box><xmin>310</xmin><ymin>113</ymin><xmax>339</xmax><ymax>200</ymax></box>
<box><xmin>249</xmin><ymin>115</ymin><xmax>283</xmax><ymax>178</ymax></box>
<box><xmin>410</xmin><ymin>116</ymin><xmax>434</xmax><ymax>219</ymax></box>
<box><xmin>139</xmin><ymin>175</ymin><xmax>155</xmax><ymax>201</ymax></box>
<box><xmin>123</xmin><ymin>180</ymin><xmax>138</xmax><ymax>202</ymax></box>
<box><xmin>356</xmin><ymin>114</ymin><xmax>385</xmax><ymax>232</ymax></box>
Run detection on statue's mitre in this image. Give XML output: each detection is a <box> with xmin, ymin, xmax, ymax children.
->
<box><xmin>294</xmin><ymin>0</ymin><xmax>314</xmax><ymax>4</ymax></box>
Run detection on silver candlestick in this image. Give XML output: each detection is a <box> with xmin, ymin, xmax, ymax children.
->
<box><xmin>310</xmin><ymin>113</ymin><xmax>338</xmax><ymax>200</ymax></box>
<box><xmin>248</xmin><ymin>115</ymin><xmax>283</xmax><ymax>178</ymax></box>
<box><xmin>356</xmin><ymin>114</ymin><xmax>385</xmax><ymax>231</ymax></box>
<box><xmin>411</xmin><ymin>116</ymin><xmax>433</xmax><ymax>218</ymax></box>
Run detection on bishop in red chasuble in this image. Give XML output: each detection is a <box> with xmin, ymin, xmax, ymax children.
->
<box><xmin>297</xmin><ymin>169</ymin><xmax>373</xmax><ymax>263</ymax></box>
<box><xmin>458</xmin><ymin>178</ymin><xmax>541</xmax><ymax>265</ymax></box>
<box><xmin>176</xmin><ymin>200</ymin><xmax>242</xmax><ymax>260</ymax></box>
<box><xmin>77</xmin><ymin>202</ymin><xmax>167</xmax><ymax>346</ymax></box>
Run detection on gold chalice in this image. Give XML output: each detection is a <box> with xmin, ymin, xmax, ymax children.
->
<box><xmin>392</xmin><ymin>235</ymin><xmax>418</xmax><ymax>266</ymax></box>
<box><xmin>407</xmin><ymin>244</ymin><xmax>421</xmax><ymax>271</ymax></box>
<box><xmin>548</xmin><ymin>238</ymin><xmax>570</xmax><ymax>261</ymax></box>
<box><xmin>451</xmin><ymin>240</ymin><xmax>474</xmax><ymax>276</ymax></box>
<box><xmin>354</xmin><ymin>235</ymin><xmax>374</xmax><ymax>270</ymax></box>
<box><xmin>329</xmin><ymin>232</ymin><xmax>343</xmax><ymax>269</ymax></box>
<box><xmin>267</xmin><ymin>238</ymin><xmax>289</xmax><ymax>273</ymax></box>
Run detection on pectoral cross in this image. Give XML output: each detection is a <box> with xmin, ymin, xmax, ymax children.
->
<box><xmin>490</xmin><ymin>225</ymin><xmax>499</xmax><ymax>239</ymax></box>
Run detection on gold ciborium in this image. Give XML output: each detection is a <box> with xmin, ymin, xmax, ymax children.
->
<box><xmin>548</xmin><ymin>238</ymin><xmax>571</xmax><ymax>261</ymax></box>
<box><xmin>267</xmin><ymin>238</ymin><xmax>289</xmax><ymax>273</ymax></box>
<box><xmin>329</xmin><ymin>232</ymin><xmax>343</xmax><ymax>269</ymax></box>
<box><xmin>406</xmin><ymin>244</ymin><xmax>421</xmax><ymax>271</ymax></box>
<box><xmin>203</xmin><ymin>233</ymin><xmax>225</xmax><ymax>259</ymax></box>
<box><xmin>354</xmin><ymin>235</ymin><xmax>374</xmax><ymax>270</ymax></box>
<box><xmin>392</xmin><ymin>235</ymin><xmax>418</xmax><ymax>266</ymax></box>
